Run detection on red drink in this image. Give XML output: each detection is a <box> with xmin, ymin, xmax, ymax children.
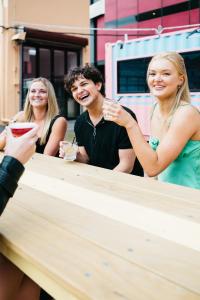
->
<box><xmin>9</xmin><ymin>122</ymin><xmax>35</xmax><ymax>137</ymax></box>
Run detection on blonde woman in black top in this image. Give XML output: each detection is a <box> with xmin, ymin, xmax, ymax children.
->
<box><xmin>0</xmin><ymin>77</ymin><xmax>67</xmax><ymax>156</ymax></box>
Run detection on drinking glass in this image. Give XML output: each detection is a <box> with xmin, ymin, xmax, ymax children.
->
<box><xmin>9</xmin><ymin>122</ymin><xmax>36</xmax><ymax>137</ymax></box>
<box><xmin>61</xmin><ymin>141</ymin><xmax>78</xmax><ymax>161</ymax></box>
<box><xmin>103</xmin><ymin>97</ymin><xmax>121</xmax><ymax>121</ymax></box>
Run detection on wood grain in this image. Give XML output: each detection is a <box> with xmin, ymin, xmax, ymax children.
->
<box><xmin>0</xmin><ymin>152</ymin><xmax>200</xmax><ymax>299</ymax></box>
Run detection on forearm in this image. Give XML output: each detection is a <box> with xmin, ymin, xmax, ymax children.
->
<box><xmin>113</xmin><ymin>161</ymin><xmax>133</xmax><ymax>173</ymax></box>
<box><xmin>0</xmin><ymin>132</ymin><xmax>6</xmax><ymax>150</ymax></box>
<box><xmin>0</xmin><ymin>185</ymin><xmax>11</xmax><ymax>215</ymax></box>
<box><xmin>0</xmin><ymin>156</ymin><xmax>24</xmax><ymax>215</ymax></box>
<box><xmin>44</xmin><ymin>146</ymin><xmax>59</xmax><ymax>156</ymax></box>
<box><xmin>126</xmin><ymin>123</ymin><xmax>160</xmax><ymax>176</ymax></box>
<box><xmin>76</xmin><ymin>152</ymin><xmax>89</xmax><ymax>164</ymax></box>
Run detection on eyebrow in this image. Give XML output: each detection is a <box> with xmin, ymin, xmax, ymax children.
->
<box><xmin>149</xmin><ymin>69</ymin><xmax>171</xmax><ymax>72</ymax></box>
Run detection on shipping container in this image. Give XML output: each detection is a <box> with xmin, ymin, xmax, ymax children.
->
<box><xmin>105</xmin><ymin>28</ymin><xmax>200</xmax><ymax>139</ymax></box>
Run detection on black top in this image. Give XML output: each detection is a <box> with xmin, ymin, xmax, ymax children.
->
<box><xmin>75</xmin><ymin>107</ymin><xmax>143</xmax><ymax>176</ymax></box>
<box><xmin>0</xmin><ymin>156</ymin><xmax>24</xmax><ymax>215</ymax></box>
<box><xmin>36</xmin><ymin>115</ymin><xmax>62</xmax><ymax>156</ymax></box>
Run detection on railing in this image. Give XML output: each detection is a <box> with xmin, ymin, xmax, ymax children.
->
<box><xmin>0</xmin><ymin>152</ymin><xmax>200</xmax><ymax>300</ymax></box>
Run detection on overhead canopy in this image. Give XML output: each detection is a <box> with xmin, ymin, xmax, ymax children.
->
<box><xmin>24</xmin><ymin>27</ymin><xmax>88</xmax><ymax>47</ymax></box>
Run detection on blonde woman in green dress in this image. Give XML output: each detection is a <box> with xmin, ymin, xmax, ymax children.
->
<box><xmin>103</xmin><ymin>51</ymin><xmax>200</xmax><ymax>189</ymax></box>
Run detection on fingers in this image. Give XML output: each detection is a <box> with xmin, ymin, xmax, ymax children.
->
<box><xmin>5</xmin><ymin>126</ymin><xmax>12</xmax><ymax>137</ymax></box>
<box><xmin>23</xmin><ymin>124</ymin><xmax>39</xmax><ymax>138</ymax></box>
<box><xmin>0</xmin><ymin>129</ymin><xmax>7</xmax><ymax>137</ymax></box>
<box><xmin>16</xmin><ymin>125</ymin><xmax>39</xmax><ymax>144</ymax></box>
<box><xmin>59</xmin><ymin>141</ymin><xmax>65</xmax><ymax>157</ymax></box>
<box><xmin>29</xmin><ymin>135</ymin><xmax>39</xmax><ymax>145</ymax></box>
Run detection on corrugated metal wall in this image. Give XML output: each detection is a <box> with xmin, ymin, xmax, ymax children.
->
<box><xmin>106</xmin><ymin>29</ymin><xmax>200</xmax><ymax>138</ymax></box>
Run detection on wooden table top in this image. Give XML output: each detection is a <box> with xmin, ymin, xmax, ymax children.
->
<box><xmin>0</xmin><ymin>152</ymin><xmax>200</xmax><ymax>300</ymax></box>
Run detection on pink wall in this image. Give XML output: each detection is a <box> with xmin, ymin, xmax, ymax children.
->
<box><xmin>138</xmin><ymin>0</ymin><xmax>162</xmax><ymax>13</ymax></box>
<box><xmin>162</xmin><ymin>0</ymin><xmax>187</xmax><ymax>6</ymax></box>
<box><xmin>96</xmin><ymin>1</ymin><xmax>199</xmax><ymax>63</ymax></box>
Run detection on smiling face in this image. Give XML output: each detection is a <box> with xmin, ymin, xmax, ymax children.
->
<box><xmin>147</xmin><ymin>58</ymin><xmax>184</xmax><ymax>101</ymax></box>
<box><xmin>29</xmin><ymin>81</ymin><xmax>48</xmax><ymax>108</ymax></box>
<box><xmin>70</xmin><ymin>76</ymin><xmax>102</xmax><ymax>108</ymax></box>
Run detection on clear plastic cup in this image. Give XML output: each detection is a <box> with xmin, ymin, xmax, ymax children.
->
<box><xmin>62</xmin><ymin>141</ymin><xmax>78</xmax><ymax>161</ymax></box>
<box><xmin>9</xmin><ymin>122</ymin><xmax>36</xmax><ymax>137</ymax></box>
<box><xmin>103</xmin><ymin>98</ymin><xmax>118</xmax><ymax>121</ymax></box>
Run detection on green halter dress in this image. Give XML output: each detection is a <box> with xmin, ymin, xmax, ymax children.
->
<box><xmin>149</xmin><ymin>104</ymin><xmax>200</xmax><ymax>189</ymax></box>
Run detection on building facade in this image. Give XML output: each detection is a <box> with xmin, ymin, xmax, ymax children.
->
<box><xmin>90</xmin><ymin>0</ymin><xmax>200</xmax><ymax>138</ymax></box>
<box><xmin>0</xmin><ymin>0</ymin><xmax>90</xmax><ymax>123</ymax></box>
<box><xmin>90</xmin><ymin>0</ymin><xmax>200</xmax><ymax>70</ymax></box>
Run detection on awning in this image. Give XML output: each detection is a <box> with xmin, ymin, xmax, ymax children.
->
<box><xmin>24</xmin><ymin>27</ymin><xmax>88</xmax><ymax>47</ymax></box>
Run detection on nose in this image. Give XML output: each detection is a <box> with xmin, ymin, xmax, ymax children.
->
<box><xmin>154</xmin><ymin>74</ymin><xmax>162</xmax><ymax>81</ymax></box>
<box><xmin>77</xmin><ymin>85</ymin><xmax>84</xmax><ymax>94</ymax></box>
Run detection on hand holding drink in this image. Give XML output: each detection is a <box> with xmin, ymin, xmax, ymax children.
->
<box><xmin>103</xmin><ymin>97</ymin><xmax>122</xmax><ymax>121</ymax></box>
<box><xmin>59</xmin><ymin>140</ymin><xmax>78</xmax><ymax>161</ymax></box>
<box><xmin>9</xmin><ymin>122</ymin><xmax>36</xmax><ymax>137</ymax></box>
<box><xmin>5</xmin><ymin>124</ymin><xmax>39</xmax><ymax>164</ymax></box>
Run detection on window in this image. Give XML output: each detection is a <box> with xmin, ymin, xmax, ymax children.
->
<box><xmin>117</xmin><ymin>51</ymin><xmax>200</xmax><ymax>94</ymax></box>
<box><xmin>117</xmin><ymin>57</ymin><xmax>151</xmax><ymax>93</ymax></box>
<box><xmin>182</xmin><ymin>51</ymin><xmax>200</xmax><ymax>92</ymax></box>
<box><xmin>22</xmin><ymin>45</ymin><xmax>80</xmax><ymax>119</ymax></box>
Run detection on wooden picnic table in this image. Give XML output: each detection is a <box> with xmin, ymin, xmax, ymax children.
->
<box><xmin>0</xmin><ymin>152</ymin><xmax>200</xmax><ymax>300</ymax></box>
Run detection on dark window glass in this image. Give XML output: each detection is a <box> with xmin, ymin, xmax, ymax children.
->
<box><xmin>117</xmin><ymin>51</ymin><xmax>200</xmax><ymax>93</ymax></box>
<box><xmin>39</xmin><ymin>48</ymin><xmax>51</xmax><ymax>79</ymax></box>
<box><xmin>182</xmin><ymin>51</ymin><xmax>200</xmax><ymax>92</ymax></box>
<box><xmin>117</xmin><ymin>57</ymin><xmax>151</xmax><ymax>93</ymax></box>
<box><xmin>22</xmin><ymin>44</ymin><xmax>80</xmax><ymax>118</ymax></box>
<box><xmin>22</xmin><ymin>47</ymin><xmax>37</xmax><ymax>102</ymax></box>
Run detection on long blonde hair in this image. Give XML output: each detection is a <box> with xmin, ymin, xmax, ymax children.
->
<box><xmin>23</xmin><ymin>77</ymin><xmax>59</xmax><ymax>145</ymax></box>
<box><xmin>147</xmin><ymin>51</ymin><xmax>191</xmax><ymax>117</ymax></box>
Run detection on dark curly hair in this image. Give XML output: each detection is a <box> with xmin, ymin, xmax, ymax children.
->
<box><xmin>64</xmin><ymin>64</ymin><xmax>105</xmax><ymax>96</ymax></box>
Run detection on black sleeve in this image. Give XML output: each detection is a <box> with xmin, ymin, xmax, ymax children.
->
<box><xmin>0</xmin><ymin>156</ymin><xmax>24</xmax><ymax>215</ymax></box>
<box><xmin>117</xmin><ymin>106</ymin><xmax>137</xmax><ymax>150</ymax></box>
<box><xmin>124</xmin><ymin>106</ymin><xmax>137</xmax><ymax>121</ymax></box>
<box><xmin>74</xmin><ymin>117</ymin><xmax>84</xmax><ymax>147</ymax></box>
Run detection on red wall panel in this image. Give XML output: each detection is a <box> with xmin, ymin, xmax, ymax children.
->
<box><xmin>162</xmin><ymin>0</ymin><xmax>186</xmax><ymax>6</ymax></box>
<box><xmin>190</xmin><ymin>8</ymin><xmax>200</xmax><ymax>24</ymax></box>
<box><xmin>138</xmin><ymin>0</ymin><xmax>162</xmax><ymax>13</ymax></box>
<box><xmin>162</xmin><ymin>11</ymin><xmax>190</xmax><ymax>27</ymax></box>
<box><xmin>116</xmin><ymin>0</ymin><xmax>138</xmax><ymax>20</ymax></box>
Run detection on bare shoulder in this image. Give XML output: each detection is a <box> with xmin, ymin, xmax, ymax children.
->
<box><xmin>54</xmin><ymin>116</ymin><xmax>67</xmax><ymax>126</ymax></box>
<box><xmin>175</xmin><ymin>104</ymin><xmax>199</xmax><ymax>120</ymax></box>
<box><xmin>11</xmin><ymin>110</ymin><xmax>25</xmax><ymax>122</ymax></box>
<box><xmin>172</xmin><ymin>104</ymin><xmax>200</xmax><ymax>138</ymax></box>
<box><xmin>52</xmin><ymin>116</ymin><xmax>67</xmax><ymax>130</ymax></box>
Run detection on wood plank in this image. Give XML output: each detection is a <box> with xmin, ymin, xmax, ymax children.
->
<box><xmin>20</xmin><ymin>170</ymin><xmax>200</xmax><ymax>252</ymax></box>
<box><xmin>1</xmin><ymin>152</ymin><xmax>200</xmax><ymax>299</ymax></box>
<box><xmin>24</xmin><ymin>154</ymin><xmax>200</xmax><ymax>222</ymax></box>
<box><xmin>12</xmin><ymin>184</ymin><xmax>200</xmax><ymax>294</ymax></box>
<box><xmin>1</xmin><ymin>198</ymin><xmax>200</xmax><ymax>300</ymax></box>
<box><xmin>27</xmin><ymin>153</ymin><xmax>200</xmax><ymax>201</ymax></box>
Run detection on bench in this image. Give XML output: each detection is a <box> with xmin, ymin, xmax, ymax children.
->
<box><xmin>0</xmin><ymin>152</ymin><xmax>200</xmax><ymax>299</ymax></box>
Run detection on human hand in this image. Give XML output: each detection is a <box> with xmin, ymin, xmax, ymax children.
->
<box><xmin>0</xmin><ymin>129</ymin><xmax>6</xmax><ymax>150</ymax></box>
<box><xmin>102</xmin><ymin>101</ymin><xmax>135</xmax><ymax>129</ymax></box>
<box><xmin>4</xmin><ymin>125</ymin><xmax>39</xmax><ymax>165</ymax></box>
<box><xmin>59</xmin><ymin>141</ymin><xmax>78</xmax><ymax>161</ymax></box>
